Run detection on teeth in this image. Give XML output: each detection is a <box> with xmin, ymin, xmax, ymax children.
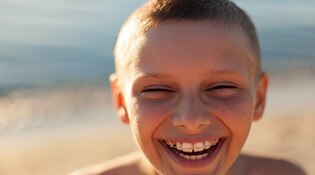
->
<box><xmin>191</xmin><ymin>155</ymin><xmax>196</xmax><ymax>160</ymax></box>
<box><xmin>182</xmin><ymin>142</ymin><xmax>193</xmax><ymax>152</ymax></box>
<box><xmin>179</xmin><ymin>153</ymin><xmax>208</xmax><ymax>160</ymax></box>
<box><xmin>176</xmin><ymin>142</ymin><xmax>182</xmax><ymax>151</ymax></box>
<box><xmin>184</xmin><ymin>155</ymin><xmax>190</xmax><ymax>160</ymax></box>
<box><xmin>201</xmin><ymin>153</ymin><xmax>207</xmax><ymax>158</ymax></box>
<box><xmin>204</xmin><ymin>140</ymin><xmax>211</xmax><ymax>149</ymax></box>
<box><xmin>193</xmin><ymin>142</ymin><xmax>204</xmax><ymax>152</ymax></box>
<box><xmin>165</xmin><ymin>138</ymin><xmax>220</xmax><ymax>153</ymax></box>
<box><xmin>166</xmin><ymin>140</ymin><xmax>173</xmax><ymax>146</ymax></box>
<box><xmin>165</xmin><ymin>138</ymin><xmax>221</xmax><ymax>161</ymax></box>
<box><xmin>212</xmin><ymin>138</ymin><xmax>219</xmax><ymax>146</ymax></box>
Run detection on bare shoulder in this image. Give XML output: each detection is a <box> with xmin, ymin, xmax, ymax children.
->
<box><xmin>229</xmin><ymin>153</ymin><xmax>306</xmax><ymax>175</ymax></box>
<box><xmin>68</xmin><ymin>151</ymin><xmax>149</xmax><ymax>175</ymax></box>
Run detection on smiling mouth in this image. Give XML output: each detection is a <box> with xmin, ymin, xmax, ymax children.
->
<box><xmin>160</xmin><ymin>138</ymin><xmax>222</xmax><ymax>161</ymax></box>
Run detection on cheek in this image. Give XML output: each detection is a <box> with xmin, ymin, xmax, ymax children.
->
<box><xmin>211</xmin><ymin>95</ymin><xmax>255</xmax><ymax>170</ymax></box>
<box><xmin>135</xmin><ymin>99</ymin><xmax>171</xmax><ymax>127</ymax></box>
<box><xmin>214</xmin><ymin>95</ymin><xmax>255</xmax><ymax>140</ymax></box>
<box><xmin>127</xmin><ymin>98</ymin><xmax>171</xmax><ymax>146</ymax></box>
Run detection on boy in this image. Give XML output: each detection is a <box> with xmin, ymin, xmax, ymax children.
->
<box><xmin>71</xmin><ymin>0</ymin><xmax>305</xmax><ymax>174</ymax></box>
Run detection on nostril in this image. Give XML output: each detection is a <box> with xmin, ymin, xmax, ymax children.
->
<box><xmin>171</xmin><ymin>113</ymin><xmax>212</xmax><ymax>131</ymax></box>
<box><xmin>171</xmin><ymin>95</ymin><xmax>212</xmax><ymax>131</ymax></box>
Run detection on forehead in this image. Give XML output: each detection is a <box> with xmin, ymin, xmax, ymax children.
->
<box><xmin>143</xmin><ymin>20</ymin><xmax>251</xmax><ymax>53</ymax></box>
<box><xmin>120</xmin><ymin>20</ymin><xmax>256</xmax><ymax>84</ymax></box>
<box><xmin>145</xmin><ymin>21</ymin><xmax>251</xmax><ymax>64</ymax></box>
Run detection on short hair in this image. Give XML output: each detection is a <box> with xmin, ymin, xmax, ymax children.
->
<box><xmin>114</xmin><ymin>0</ymin><xmax>261</xmax><ymax>79</ymax></box>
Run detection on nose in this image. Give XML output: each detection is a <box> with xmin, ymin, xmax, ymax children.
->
<box><xmin>171</xmin><ymin>93</ymin><xmax>212</xmax><ymax>133</ymax></box>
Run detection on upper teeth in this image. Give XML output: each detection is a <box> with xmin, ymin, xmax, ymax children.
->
<box><xmin>166</xmin><ymin>139</ymin><xmax>219</xmax><ymax>153</ymax></box>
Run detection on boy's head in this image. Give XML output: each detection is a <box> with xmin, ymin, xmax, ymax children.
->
<box><xmin>110</xmin><ymin>0</ymin><xmax>268</xmax><ymax>174</ymax></box>
<box><xmin>114</xmin><ymin>0</ymin><xmax>262</xmax><ymax>85</ymax></box>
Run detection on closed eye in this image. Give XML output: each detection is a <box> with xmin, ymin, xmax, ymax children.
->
<box><xmin>210</xmin><ymin>85</ymin><xmax>237</xmax><ymax>90</ymax></box>
<box><xmin>206</xmin><ymin>84</ymin><xmax>238</xmax><ymax>97</ymax></box>
<box><xmin>140</xmin><ymin>86</ymin><xmax>175</xmax><ymax>100</ymax></box>
<box><xmin>142</xmin><ymin>88</ymin><xmax>174</xmax><ymax>93</ymax></box>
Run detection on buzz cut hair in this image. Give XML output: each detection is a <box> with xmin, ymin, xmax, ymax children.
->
<box><xmin>114</xmin><ymin>0</ymin><xmax>261</xmax><ymax>79</ymax></box>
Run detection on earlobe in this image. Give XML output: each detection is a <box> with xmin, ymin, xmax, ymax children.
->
<box><xmin>109</xmin><ymin>74</ymin><xmax>130</xmax><ymax>124</ymax></box>
<box><xmin>253</xmin><ymin>73</ymin><xmax>269</xmax><ymax>121</ymax></box>
<box><xmin>117</xmin><ymin>107</ymin><xmax>130</xmax><ymax>124</ymax></box>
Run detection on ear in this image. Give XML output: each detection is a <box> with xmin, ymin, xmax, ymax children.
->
<box><xmin>253</xmin><ymin>73</ymin><xmax>269</xmax><ymax>121</ymax></box>
<box><xmin>109</xmin><ymin>73</ymin><xmax>130</xmax><ymax>124</ymax></box>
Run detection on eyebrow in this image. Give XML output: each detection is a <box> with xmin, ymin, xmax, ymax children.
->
<box><xmin>203</xmin><ymin>69</ymin><xmax>249</xmax><ymax>82</ymax></box>
<box><xmin>132</xmin><ymin>73</ymin><xmax>172</xmax><ymax>82</ymax></box>
<box><xmin>203</xmin><ymin>69</ymin><xmax>247</xmax><ymax>77</ymax></box>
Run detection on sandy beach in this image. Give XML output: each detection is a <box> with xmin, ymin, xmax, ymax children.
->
<box><xmin>0</xmin><ymin>78</ymin><xmax>314</xmax><ymax>175</ymax></box>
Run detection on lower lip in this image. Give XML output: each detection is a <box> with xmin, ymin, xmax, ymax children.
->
<box><xmin>159</xmin><ymin>139</ymin><xmax>225</xmax><ymax>168</ymax></box>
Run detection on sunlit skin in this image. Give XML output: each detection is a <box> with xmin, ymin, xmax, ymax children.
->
<box><xmin>71</xmin><ymin>17</ymin><xmax>305</xmax><ymax>175</ymax></box>
<box><xmin>69</xmin><ymin>19</ymin><xmax>306</xmax><ymax>175</ymax></box>
<box><xmin>111</xmin><ymin>20</ymin><xmax>268</xmax><ymax>175</ymax></box>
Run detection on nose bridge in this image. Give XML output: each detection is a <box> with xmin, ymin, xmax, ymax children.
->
<box><xmin>171</xmin><ymin>91</ymin><xmax>212</xmax><ymax>132</ymax></box>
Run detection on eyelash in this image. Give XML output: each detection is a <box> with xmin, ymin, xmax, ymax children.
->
<box><xmin>139</xmin><ymin>83</ymin><xmax>238</xmax><ymax>100</ymax></box>
<box><xmin>207</xmin><ymin>84</ymin><xmax>237</xmax><ymax>91</ymax></box>
<box><xmin>141</xmin><ymin>85</ymin><xmax>237</xmax><ymax>93</ymax></box>
<box><xmin>142</xmin><ymin>88</ymin><xmax>174</xmax><ymax>93</ymax></box>
<box><xmin>139</xmin><ymin>86</ymin><xmax>175</xmax><ymax>100</ymax></box>
<box><xmin>205</xmin><ymin>84</ymin><xmax>239</xmax><ymax>98</ymax></box>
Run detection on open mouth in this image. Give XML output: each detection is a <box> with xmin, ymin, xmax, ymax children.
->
<box><xmin>160</xmin><ymin>138</ymin><xmax>223</xmax><ymax>162</ymax></box>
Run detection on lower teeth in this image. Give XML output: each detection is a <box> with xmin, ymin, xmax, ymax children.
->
<box><xmin>179</xmin><ymin>153</ymin><xmax>208</xmax><ymax>160</ymax></box>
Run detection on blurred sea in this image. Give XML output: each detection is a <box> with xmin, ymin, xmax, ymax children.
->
<box><xmin>0</xmin><ymin>0</ymin><xmax>315</xmax><ymax>133</ymax></box>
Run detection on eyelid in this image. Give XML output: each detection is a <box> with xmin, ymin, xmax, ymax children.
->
<box><xmin>141</xmin><ymin>85</ymin><xmax>175</xmax><ymax>93</ymax></box>
<box><xmin>204</xmin><ymin>83</ymin><xmax>239</xmax><ymax>98</ymax></box>
<box><xmin>139</xmin><ymin>85</ymin><xmax>175</xmax><ymax>100</ymax></box>
<box><xmin>211</xmin><ymin>85</ymin><xmax>237</xmax><ymax>90</ymax></box>
<box><xmin>206</xmin><ymin>82</ymin><xmax>238</xmax><ymax>90</ymax></box>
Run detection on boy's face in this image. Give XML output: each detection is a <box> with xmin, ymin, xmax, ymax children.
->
<box><xmin>111</xmin><ymin>21</ymin><xmax>268</xmax><ymax>175</ymax></box>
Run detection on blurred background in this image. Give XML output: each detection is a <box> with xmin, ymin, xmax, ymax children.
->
<box><xmin>0</xmin><ymin>0</ymin><xmax>314</xmax><ymax>174</ymax></box>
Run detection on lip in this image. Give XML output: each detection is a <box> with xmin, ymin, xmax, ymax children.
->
<box><xmin>159</xmin><ymin>137</ymin><xmax>225</xmax><ymax>168</ymax></box>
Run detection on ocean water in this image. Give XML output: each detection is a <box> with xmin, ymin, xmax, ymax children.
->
<box><xmin>0</xmin><ymin>0</ymin><xmax>315</xmax><ymax>132</ymax></box>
